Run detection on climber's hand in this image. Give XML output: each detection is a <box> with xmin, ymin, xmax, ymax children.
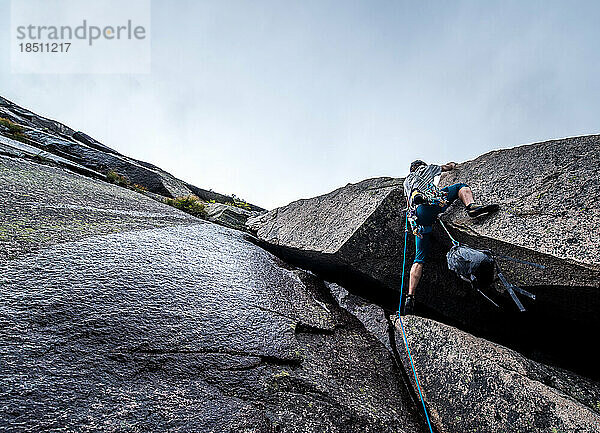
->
<box><xmin>441</xmin><ymin>162</ymin><xmax>457</xmax><ymax>172</ymax></box>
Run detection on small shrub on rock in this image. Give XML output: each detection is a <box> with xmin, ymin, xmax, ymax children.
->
<box><xmin>164</xmin><ymin>195</ymin><xmax>207</xmax><ymax>218</ymax></box>
<box><xmin>229</xmin><ymin>194</ymin><xmax>252</xmax><ymax>210</ymax></box>
<box><xmin>226</xmin><ymin>200</ymin><xmax>252</xmax><ymax>210</ymax></box>
<box><xmin>0</xmin><ymin>117</ymin><xmax>29</xmax><ymax>143</ymax></box>
<box><xmin>106</xmin><ymin>170</ymin><xmax>130</xmax><ymax>187</ymax></box>
<box><xmin>105</xmin><ymin>170</ymin><xmax>149</xmax><ymax>195</ymax></box>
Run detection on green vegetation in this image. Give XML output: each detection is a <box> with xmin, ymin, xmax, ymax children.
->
<box><xmin>31</xmin><ymin>151</ymin><xmax>52</xmax><ymax>164</ymax></box>
<box><xmin>106</xmin><ymin>170</ymin><xmax>149</xmax><ymax>195</ymax></box>
<box><xmin>226</xmin><ymin>200</ymin><xmax>252</xmax><ymax>210</ymax></box>
<box><xmin>0</xmin><ymin>117</ymin><xmax>29</xmax><ymax>143</ymax></box>
<box><xmin>273</xmin><ymin>370</ymin><xmax>290</xmax><ymax>379</ymax></box>
<box><xmin>164</xmin><ymin>195</ymin><xmax>207</xmax><ymax>218</ymax></box>
<box><xmin>106</xmin><ymin>170</ymin><xmax>130</xmax><ymax>187</ymax></box>
<box><xmin>229</xmin><ymin>194</ymin><xmax>252</xmax><ymax>210</ymax></box>
<box><xmin>207</xmin><ymin>195</ymin><xmax>252</xmax><ymax>211</ymax></box>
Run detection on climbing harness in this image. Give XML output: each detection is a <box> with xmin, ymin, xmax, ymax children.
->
<box><xmin>406</xmin><ymin>170</ymin><xmax>448</xmax><ymax>239</ymax></box>
<box><xmin>438</xmin><ymin>218</ymin><xmax>541</xmax><ymax>312</ymax></box>
<box><xmin>409</xmin><ymin>171</ymin><xmax>447</xmax><ymax>206</ymax></box>
<box><xmin>397</xmin><ymin>214</ymin><xmax>434</xmax><ymax>433</ymax></box>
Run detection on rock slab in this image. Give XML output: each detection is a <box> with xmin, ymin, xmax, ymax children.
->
<box><xmin>0</xmin><ymin>158</ymin><xmax>421</xmax><ymax>433</ymax></box>
<box><xmin>392</xmin><ymin>316</ymin><xmax>600</xmax><ymax>433</ymax></box>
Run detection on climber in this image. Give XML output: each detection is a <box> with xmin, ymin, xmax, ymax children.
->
<box><xmin>401</xmin><ymin>159</ymin><xmax>498</xmax><ymax>315</ymax></box>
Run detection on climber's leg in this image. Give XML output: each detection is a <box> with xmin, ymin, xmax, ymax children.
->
<box><xmin>409</xmin><ymin>230</ymin><xmax>430</xmax><ymax>295</ymax></box>
<box><xmin>457</xmin><ymin>185</ymin><xmax>474</xmax><ymax>206</ymax></box>
<box><xmin>441</xmin><ymin>183</ymin><xmax>499</xmax><ymax>217</ymax></box>
<box><xmin>402</xmin><ymin>261</ymin><xmax>422</xmax><ymax>315</ymax></box>
<box><xmin>441</xmin><ymin>183</ymin><xmax>471</xmax><ymax>206</ymax></box>
<box><xmin>408</xmin><ymin>262</ymin><xmax>423</xmax><ymax>296</ymax></box>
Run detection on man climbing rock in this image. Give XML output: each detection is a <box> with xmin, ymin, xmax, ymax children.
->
<box><xmin>401</xmin><ymin>160</ymin><xmax>498</xmax><ymax>315</ymax></box>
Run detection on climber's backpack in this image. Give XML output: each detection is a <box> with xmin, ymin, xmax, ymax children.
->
<box><xmin>446</xmin><ymin>244</ymin><xmax>539</xmax><ymax>311</ymax></box>
<box><xmin>447</xmin><ymin>245</ymin><xmax>495</xmax><ymax>287</ymax></box>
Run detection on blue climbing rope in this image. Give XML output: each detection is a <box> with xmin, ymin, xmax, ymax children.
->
<box><xmin>397</xmin><ymin>214</ymin><xmax>434</xmax><ymax>433</ymax></box>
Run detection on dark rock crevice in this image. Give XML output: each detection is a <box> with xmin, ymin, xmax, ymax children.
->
<box><xmin>417</xmin><ymin>221</ymin><xmax>600</xmax><ymax>380</ymax></box>
<box><xmin>325</xmin><ymin>281</ymin><xmax>434</xmax><ymax>433</ymax></box>
<box><xmin>256</xmin><ymin>223</ymin><xmax>600</xmax><ymax>382</ymax></box>
<box><xmin>248</xmin><ymin>237</ymin><xmax>401</xmax><ymax>312</ymax></box>
<box><xmin>386</xmin><ymin>315</ymin><xmax>438</xmax><ymax>433</ymax></box>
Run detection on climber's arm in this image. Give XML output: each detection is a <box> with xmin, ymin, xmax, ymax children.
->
<box><xmin>441</xmin><ymin>162</ymin><xmax>457</xmax><ymax>172</ymax></box>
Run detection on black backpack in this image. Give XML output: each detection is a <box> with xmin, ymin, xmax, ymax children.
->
<box><xmin>446</xmin><ymin>244</ymin><xmax>537</xmax><ymax>311</ymax></box>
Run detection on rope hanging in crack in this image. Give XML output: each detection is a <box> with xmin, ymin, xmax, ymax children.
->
<box><xmin>397</xmin><ymin>214</ymin><xmax>434</xmax><ymax>433</ymax></box>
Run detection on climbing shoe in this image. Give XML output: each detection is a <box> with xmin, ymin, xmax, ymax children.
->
<box><xmin>466</xmin><ymin>203</ymin><xmax>499</xmax><ymax>218</ymax></box>
<box><xmin>402</xmin><ymin>295</ymin><xmax>415</xmax><ymax>316</ymax></box>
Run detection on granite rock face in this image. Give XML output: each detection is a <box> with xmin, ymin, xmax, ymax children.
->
<box><xmin>4</xmin><ymin>94</ymin><xmax>600</xmax><ymax>433</ymax></box>
<box><xmin>0</xmin><ymin>95</ymin><xmax>192</xmax><ymax>198</ymax></box>
<box><xmin>0</xmin><ymin>96</ymin><xmax>78</xmax><ymax>139</ymax></box>
<box><xmin>440</xmin><ymin>135</ymin><xmax>600</xmax><ymax>267</ymax></box>
<box><xmin>247</xmin><ymin>137</ymin><xmax>600</xmax><ymax>378</ymax></box>
<box><xmin>420</xmin><ymin>136</ymin><xmax>600</xmax><ymax>326</ymax></box>
<box><xmin>392</xmin><ymin>316</ymin><xmax>600</xmax><ymax>433</ymax></box>
<box><xmin>326</xmin><ymin>280</ymin><xmax>600</xmax><ymax>433</ymax></box>
<box><xmin>0</xmin><ymin>95</ymin><xmax>264</xmax><ymax>212</ymax></box>
<box><xmin>0</xmin><ymin>156</ymin><xmax>197</xmax><ymax>260</ymax></box>
<box><xmin>418</xmin><ymin>137</ymin><xmax>600</xmax><ymax>378</ymax></box>
<box><xmin>248</xmin><ymin>137</ymin><xmax>600</xmax><ymax>292</ymax></box>
<box><xmin>0</xmin><ymin>157</ymin><xmax>422</xmax><ymax>433</ymax></box>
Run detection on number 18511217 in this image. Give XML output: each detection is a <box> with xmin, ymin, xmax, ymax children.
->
<box><xmin>19</xmin><ymin>43</ymin><xmax>71</xmax><ymax>53</ymax></box>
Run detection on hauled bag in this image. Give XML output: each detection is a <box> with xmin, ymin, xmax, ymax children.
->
<box><xmin>446</xmin><ymin>244</ymin><xmax>538</xmax><ymax>311</ymax></box>
<box><xmin>447</xmin><ymin>245</ymin><xmax>495</xmax><ymax>289</ymax></box>
<box><xmin>446</xmin><ymin>245</ymin><xmax>500</xmax><ymax>308</ymax></box>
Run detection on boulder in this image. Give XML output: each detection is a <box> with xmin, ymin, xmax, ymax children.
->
<box><xmin>0</xmin><ymin>156</ymin><xmax>422</xmax><ymax>432</ymax></box>
<box><xmin>247</xmin><ymin>177</ymin><xmax>406</xmax><ymax>302</ymax></box>
<box><xmin>440</xmin><ymin>135</ymin><xmax>599</xmax><ymax>267</ymax></box>
<box><xmin>204</xmin><ymin>202</ymin><xmax>258</xmax><ymax>231</ymax></box>
<box><xmin>392</xmin><ymin>316</ymin><xmax>600</xmax><ymax>433</ymax></box>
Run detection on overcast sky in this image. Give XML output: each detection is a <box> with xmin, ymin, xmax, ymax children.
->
<box><xmin>1</xmin><ymin>0</ymin><xmax>599</xmax><ymax>208</ymax></box>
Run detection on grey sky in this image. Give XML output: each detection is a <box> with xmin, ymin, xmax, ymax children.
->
<box><xmin>1</xmin><ymin>0</ymin><xmax>599</xmax><ymax>208</ymax></box>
